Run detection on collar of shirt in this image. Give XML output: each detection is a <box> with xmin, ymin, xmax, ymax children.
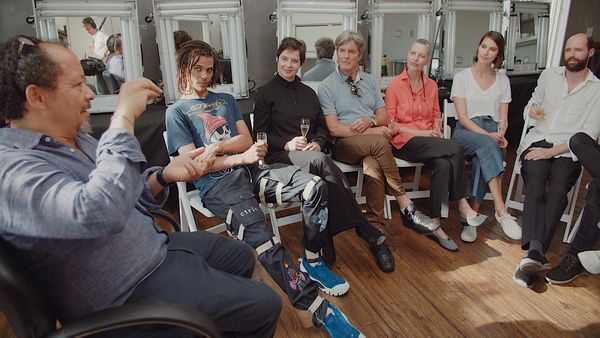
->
<box><xmin>0</xmin><ymin>127</ymin><xmax>50</xmax><ymax>150</ymax></box>
<box><xmin>552</xmin><ymin>66</ymin><xmax>600</xmax><ymax>97</ymax></box>
<box><xmin>335</xmin><ymin>65</ymin><xmax>362</xmax><ymax>83</ymax></box>
<box><xmin>274</xmin><ymin>73</ymin><xmax>300</xmax><ymax>89</ymax></box>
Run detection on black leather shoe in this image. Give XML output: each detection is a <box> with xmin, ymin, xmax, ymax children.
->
<box><xmin>369</xmin><ymin>243</ymin><xmax>395</xmax><ymax>272</ymax></box>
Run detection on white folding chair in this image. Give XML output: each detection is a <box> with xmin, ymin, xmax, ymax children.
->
<box><xmin>504</xmin><ymin>115</ymin><xmax>584</xmax><ymax>243</ymax></box>
<box><xmin>383</xmin><ymin>106</ymin><xmax>453</xmax><ymax>219</ymax></box>
<box><xmin>444</xmin><ymin>99</ymin><xmax>497</xmax><ymax>201</ymax></box>
<box><xmin>162</xmin><ymin>132</ymin><xmax>226</xmax><ymax>234</ymax></box>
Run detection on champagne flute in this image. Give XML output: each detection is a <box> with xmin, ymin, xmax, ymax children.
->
<box><xmin>388</xmin><ymin>118</ymin><xmax>397</xmax><ymax>135</ymax></box>
<box><xmin>300</xmin><ymin>118</ymin><xmax>310</xmax><ymax>138</ymax></box>
<box><xmin>256</xmin><ymin>132</ymin><xmax>269</xmax><ymax>169</ymax></box>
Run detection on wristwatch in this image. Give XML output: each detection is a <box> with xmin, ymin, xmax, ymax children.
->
<box><xmin>155</xmin><ymin>167</ymin><xmax>175</xmax><ymax>187</ymax></box>
<box><xmin>370</xmin><ymin>117</ymin><xmax>377</xmax><ymax>127</ymax></box>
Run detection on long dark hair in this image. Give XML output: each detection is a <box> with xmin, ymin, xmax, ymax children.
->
<box><xmin>176</xmin><ymin>40</ymin><xmax>221</xmax><ymax>93</ymax></box>
<box><xmin>473</xmin><ymin>31</ymin><xmax>505</xmax><ymax>69</ymax></box>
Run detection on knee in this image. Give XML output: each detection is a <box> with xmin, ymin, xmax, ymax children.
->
<box><xmin>250</xmin><ymin>284</ymin><xmax>283</xmax><ymax>326</ymax></box>
<box><xmin>569</xmin><ymin>132</ymin><xmax>593</xmax><ymax>153</ymax></box>
<box><xmin>238</xmin><ymin>242</ymin><xmax>257</xmax><ymax>276</ymax></box>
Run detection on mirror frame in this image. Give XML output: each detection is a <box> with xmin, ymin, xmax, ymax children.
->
<box><xmin>369</xmin><ymin>0</ymin><xmax>434</xmax><ymax>89</ymax></box>
<box><xmin>153</xmin><ymin>0</ymin><xmax>248</xmax><ymax>104</ymax></box>
<box><xmin>276</xmin><ymin>0</ymin><xmax>358</xmax><ymax>80</ymax></box>
<box><xmin>33</xmin><ymin>0</ymin><xmax>143</xmax><ymax>113</ymax></box>
<box><xmin>505</xmin><ymin>1</ymin><xmax>550</xmax><ymax>73</ymax></box>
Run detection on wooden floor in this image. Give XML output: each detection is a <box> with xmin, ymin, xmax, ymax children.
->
<box><xmin>2</xmin><ymin>150</ymin><xmax>600</xmax><ymax>337</ymax></box>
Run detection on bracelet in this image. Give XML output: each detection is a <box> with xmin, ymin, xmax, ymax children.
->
<box><xmin>111</xmin><ymin>114</ymin><xmax>134</xmax><ymax>125</ymax></box>
<box><xmin>155</xmin><ymin>167</ymin><xmax>174</xmax><ymax>187</ymax></box>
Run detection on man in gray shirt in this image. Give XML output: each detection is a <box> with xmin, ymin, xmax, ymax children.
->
<box><xmin>318</xmin><ymin>30</ymin><xmax>440</xmax><ymax>242</ymax></box>
<box><xmin>303</xmin><ymin>36</ymin><xmax>336</xmax><ymax>81</ymax></box>
<box><xmin>0</xmin><ymin>35</ymin><xmax>280</xmax><ymax>337</ymax></box>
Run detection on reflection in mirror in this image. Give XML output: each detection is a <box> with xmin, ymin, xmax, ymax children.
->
<box><xmin>291</xmin><ymin>12</ymin><xmax>344</xmax><ymax>76</ymax></box>
<box><xmin>442</xmin><ymin>0</ymin><xmax>503</xmax><ymax>78</ymax></box>
<box><xmin>276</xmin><ymin>0</ymin><xmax>357</xmax><ymax>81</ymax></box>
<box><xmin>506</xmin><ymin>1</ymin><xmax>550</xmax><ymax>73</ymax></box>
<box><xmin>368</xmin><ymin>1</ymin><xmax>433</xmax><ymax>88</ymax></box>
<box><xmin>34</xmin><ymin>0</ymin><xmax>143</xmax><ymax>113</ymax></box>
<box><xmin>382</xmin><ymin>13</ymin><xmax>419</xmax><ymax>76</ymax></box>
<box><xmin>173</xmin><ymin>14</ymin><xmax>232</xmax><ymax>84</ymax></box>
<box><xmin>453</xmin><ymin>11</ymin><xmax>490</xmax><ymax>70</ymax></box>
<box><xmin>55</xmin><ymin>16</ymin><xmax>124</xmax><ymax>95</ymax></box>
<box><xmin>153</xmin><ymin>0</ymin><xmax>248</xmax><ymax>103</ymax></box>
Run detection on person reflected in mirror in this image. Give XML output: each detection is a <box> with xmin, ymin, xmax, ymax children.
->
<box><xmin>166</xmin><ymin>40</ymin><xmax>365</xmax><ymax>337</ymax></box>
<box><xmin>450</xmin><ymin>31</ymin><xmax>521</xmax><ymax>243</ymax></box>
<box><xmin>82</xmin><ymin>16</ymin><xmax>108</xmax><ymax>60</ymax></box>
<box><xmin>174</xmin><ymin>30</ymin><xmax>192</xmax><ymax>51</ymax></box>
<box><xmin>253</xmin><ymin>37</ymin><xmax>395</xmax><ymax>272</ymax></box>
<box><xmin>515</xmin><ymin>34</ymin><xmax>600</xmax><ymax>288</ymax></box>
<box><xmin>385</xmin><ymin>39</ymin><xmax>488</xmax><ymax>251</ymax></box>
<box><xmin>103</xmin><ymin>34</ymin><xmax>125</xmax><ymax>94</ymax></box>
<box><xmin>303</xmin><ymin>37</ymin><xmax>336</xmax><ymax>81</ymax></box>
<box><xmin>318</xmin><ymin>30</ymin><xmax>441</xmax><ymax>245</ymax></box>
<box><xmin>0</xmin><ymin>35</ymin><xmax>281</xmax><ymax>337</ymax></box>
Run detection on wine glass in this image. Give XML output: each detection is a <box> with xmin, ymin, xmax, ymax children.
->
<box><xmin>531</xmin><ymin>103</ymin><xmax>545</xmax><ymax>120</ymax></box>
<box><xmin>388</xmin><ymin>118</ymin><xmax>397</xmax><ymax>134</ymax></box>
<box><xmin>300</xmin><ymin>118</ymin><xmax>310</xmax><ymax>138</ymax></box>
<box><xmin>256</xmin><ymin>132</ymin><xmax>269</xmax><ymax>169</ymax></box>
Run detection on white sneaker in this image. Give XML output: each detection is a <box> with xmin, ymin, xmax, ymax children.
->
<box><xmin>578</xmin><ymin>250</ymin><xmax>600</xmax><ymax>274</ymax></box>
<box><xmin>495</xmin><ymin>212</ymin><xmax>522</xmax><ymax>240</ymax></box>
<box><xmin>460</xmin><ymin>225</ymin><xmax>477</xmax><ymax>243</ymax></box>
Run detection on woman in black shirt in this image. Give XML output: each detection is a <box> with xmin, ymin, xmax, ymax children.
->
<box><xmin>253</xmin><ymin>37</ymin><xmax>394</xmax><ymax>272</ymax></box>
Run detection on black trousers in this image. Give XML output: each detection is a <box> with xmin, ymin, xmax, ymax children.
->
<box><xmin>521</xmin><ymin>140</ymin><xmax>582</xmax><ymax>252</ymax></box>
<box><xmin>569</xmin><ymin>133</ymin><xmax>600</xmax><ymax>253</ymax></box>
<box><xmin>392</xmin><ymin>137</ymin><xmax>468</xmax><ymax>218</ymax></box>
<box><xmin>118</xmin><ymin>231</ymin><xmax>281</xmax><ymax>338</ymax></box>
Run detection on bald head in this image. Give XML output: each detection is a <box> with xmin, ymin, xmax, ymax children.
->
<box><xmin>564</xmin><ymin>33</ymin><xmax>595</xmax><ymax>72</ymax></box>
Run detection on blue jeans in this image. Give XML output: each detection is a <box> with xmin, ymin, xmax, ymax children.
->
<box><xmin>452</xmin><ymin>116</ymin><xmax>505</xmax><ymax>203</ymax></box>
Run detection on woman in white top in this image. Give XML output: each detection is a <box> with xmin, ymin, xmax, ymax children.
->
<box><xmin>451</xmin><ymin>31</ymin><xmax>522</xmax><ymax>242</ymax></box>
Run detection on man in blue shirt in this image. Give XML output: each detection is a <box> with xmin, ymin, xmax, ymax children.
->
<box><xmin>0</xmin><ymin>35</ymin><xmax>281</xmax><ymax>337</ymax></box>
<box><xmin>166</xmin><ymin>40</ymin><xmax>364</xmax><ymax>337</ymax></box>
<box><xmin>303</xmin><ymin>36</ymin><xmax>336</xmax><ymax>81</ymax></box>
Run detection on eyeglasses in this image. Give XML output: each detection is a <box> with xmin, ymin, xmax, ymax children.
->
<box><xmin>17</xmin><ymin>36</ymin><xmax>38</xmax><ymax>55</ymax></box>
<box><xmin>345</xmin><ymin>76</ymin><xmax>361</xmax><ymax>97</ymax></box>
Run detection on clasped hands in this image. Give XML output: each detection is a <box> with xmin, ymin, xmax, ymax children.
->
<box><xmin>285</xmin><ymin>136</ymin><xmax>321</xmax><ymax>152</ymax></box>
<box><xmin>350</xmin><ymin>117</ymin><xmax>394</xmax><ymax>140</ymax></box>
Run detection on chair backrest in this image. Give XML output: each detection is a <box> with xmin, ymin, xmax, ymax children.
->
<box><xmin>442</xmin><ymin>99</ymin><xmax>455</xmax><ymax>139</ymax></box>
<box><xmin>0</xmin><ymin>243</ymin><xmax>57</xmax><ymax>338</ymax></box>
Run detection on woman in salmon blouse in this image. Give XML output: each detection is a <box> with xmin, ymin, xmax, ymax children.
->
<box><xmin>385</xmin><ymin>39</ymin><xmax>486</xmax><ymax>250</ymax></box>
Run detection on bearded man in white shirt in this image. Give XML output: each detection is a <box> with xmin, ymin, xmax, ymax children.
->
<box><xmin>513</xmin><ymin>33</ymin><xmax>600</xmax><ymax>288</ymax></box>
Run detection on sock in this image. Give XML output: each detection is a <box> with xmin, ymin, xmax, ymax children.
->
<box><xmin>305</xmin><ymin>249</ymin><xmax>320</xmax><ymax>266</ymax></box>
<box><xmin>529</xmin><ymin>240</ymin><xmax>543</xmax><ymax>254</ymax></box>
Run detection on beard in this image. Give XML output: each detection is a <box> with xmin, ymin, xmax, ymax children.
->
<box><xmin>565</xmin><ymin>57</ymin><xmax>588</xmax><ymax>72</ymax></box>
<box><xmin>79</xmin><ymin>112</ymin><xmax>92</xmax><ymax>134</ymax></box>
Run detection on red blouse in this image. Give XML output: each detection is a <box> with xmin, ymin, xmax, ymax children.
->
<box><xmin>385</xmin><ymin>69</ymin><xmax>441</xmax><ymax>149</ymax></box>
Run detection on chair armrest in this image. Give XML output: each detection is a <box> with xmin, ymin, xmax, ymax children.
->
<box><xmin>47</xmin><ymin>302</ymin><xmax>221</xmax><ymax>338</ymax></box>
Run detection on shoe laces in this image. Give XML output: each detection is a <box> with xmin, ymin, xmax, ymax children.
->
<box><xmin>563</xmin><ymin>253</ymin><xmax>581</xmax><ymax>272</ymax></box>
<box><xmin>412</xmin><ymin>209</ymin><xmax>434</xmax><ymax>225</ymax></box>
<box><xmin>306</xmin><ymin>260</ymin><xmax>346</xmax><ymax>286</ymax></box>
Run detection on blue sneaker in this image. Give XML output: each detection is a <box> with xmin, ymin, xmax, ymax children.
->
<box><xmin>321</xmin><ymin>303</ymin><xmax>365</xmax><ymax>338</ymax></box>
<box><xmin>299</xmin><ymin>258</ymin><xmax>349</xmax><ymax>296</ymax></box>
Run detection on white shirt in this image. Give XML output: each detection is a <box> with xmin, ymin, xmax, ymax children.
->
<box><xmin>91</xmin><ymin>30</ymin><xmax>109</xmax><ymax>59</ymax></box>
<box><xmin>450</xmin><ymin>68</ymin><xmax>511</xmax><ymax>121</ymax></box>
<box><xmin>519</xmin><ymin>67</ymin><xmax>600</xmax><ymax>158</ymax></box>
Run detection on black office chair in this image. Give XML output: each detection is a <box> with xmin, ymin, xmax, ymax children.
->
<box><xmin>0</xmin><ymin>235</ymin><xmax>221</xmax><ymax>337</ymax></box>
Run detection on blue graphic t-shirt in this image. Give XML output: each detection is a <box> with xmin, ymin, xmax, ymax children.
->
<box><xmin>165</xmin><ymin>91</ymin><xmax>243</xmax><ymax>198</ymax></box>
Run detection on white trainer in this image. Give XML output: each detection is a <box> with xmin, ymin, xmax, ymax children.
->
<box><xmin>460</xmin><ymin>225</ymin><xmax>477</xmax><ymax>243</ymax></box>
<box><xmin>578</xmin><ymin>250</ymin><xmax>600</xmax><ymax>274</ymax></box>
<box><xmin>495</xmin><ymin>212</ymin><xmax>522</xmax><ymax>240</ymax></box>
